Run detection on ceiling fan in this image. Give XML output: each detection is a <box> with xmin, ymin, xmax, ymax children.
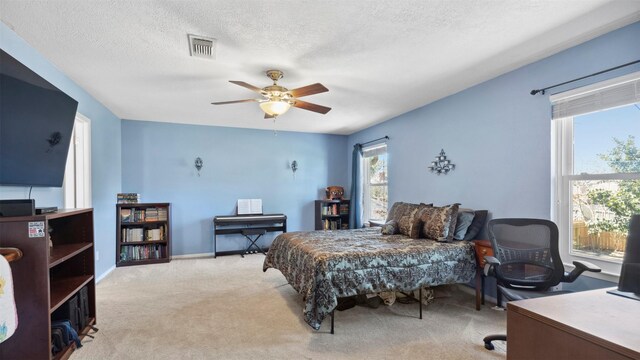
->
<box><xmin>211</xmin><ymin>70</ymin><xmax>331</xmax><ymax>118</ymax></box>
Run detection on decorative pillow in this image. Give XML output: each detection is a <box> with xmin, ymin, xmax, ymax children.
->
<box><xmin>463</xmin><ymin>210</ymin><xmax>488</xmax><ymax>240</ymax></box>
<box><xmin>453</xmin><ymin>210</ymin><xmax>475</xmax><ymax>240</ymax></box>
<box><xmin>396</xmin><ymin>203</ymin><xmax>422</xmax><ymax>238</ymax></box>
<box><xmin>420</xmin><ymin>204</ymin><xmax>460</xmax><ymax>242</ymax></box>
<box><xmin>386</xmin><ymin>202</ymin><xmax>406</xmax><ymax>223</ymax></box>
<box><xmin>381</xmin><ymin>220</ymin><xmax>398</xmax><ymax>235</ymax></box>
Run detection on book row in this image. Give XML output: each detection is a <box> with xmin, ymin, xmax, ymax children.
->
<box><xmin>120</xmin><ymin>207</ymin><xmax>168</xmax><ymax>223</ymax></box>
<box><xmin>323</xmin><ymin>219</ymin><xmax>348</xmax><ymax>230</ymax></box>
<box><xmin>119</xmin><ymin>244</ymin><xmax>166</xmax><ymax>262</ymax></box>
<box><xmin>121</xmin><ymin>225</ymin><xmax>167</xmax><ymax>242</ymax></box>
<box><xmin>321</xmin><ymin>203</ymin><xmax>349</xmax><ymax>216</ymax></box>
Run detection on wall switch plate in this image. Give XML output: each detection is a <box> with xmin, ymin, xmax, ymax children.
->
<box><xmin>96</xmin><ymin>250</ymin><xmax>100</xmax><ymax>261</ymax></box>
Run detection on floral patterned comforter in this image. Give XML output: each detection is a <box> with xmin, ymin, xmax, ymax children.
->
<box><xmin>262</xmin><ymin>228</ymin><xmax>477</xmax><ymax>330</ymax></box>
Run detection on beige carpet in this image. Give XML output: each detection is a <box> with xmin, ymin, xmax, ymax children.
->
<box><xmin>73</xmin><ymin>255</ymin><xmax>507</xmax><ymax>360</ymax></box>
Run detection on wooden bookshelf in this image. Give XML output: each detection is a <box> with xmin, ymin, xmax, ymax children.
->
<box><xmin>116</xmin><ymin>203</ymin><xmax>171</xmax><ymax>267</ymax></box>
<box><xmin>314</xmin><ymin>199</ymin><xmax>351</xmax><ymax>230</ymax></box>
<box><xmin>0</xmin><ymin>208</ymin><xmax>97</xmax><ymax>360</ymax></box>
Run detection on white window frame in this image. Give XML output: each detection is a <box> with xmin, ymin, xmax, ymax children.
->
<box><xmin>551</xmin><ymin>72</ymin><xmax>640</xmax><ymax>282</ymax></box>
<box><xmin>63</xmin><ymin>113</ymin><xmax>92</xmax><ymax>209</ymax></box>
<box><xmin>362</xmin><ymin>143</ymin><xmax>388</xmax><ymax>223</ymax></box>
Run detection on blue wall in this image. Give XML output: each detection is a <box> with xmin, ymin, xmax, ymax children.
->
<box><xmin>348</xmin><ymin>21</ymin><xmax>640</xmax><ymax>290</ymax></box>
<box><xmin>348</xmin><ymin>21</ymin><xmax>640</xmax><ymax>219</ymax></box>
<box><xmin>0</xmin><ymin>22</ymin><xmax>122</xmax><ymax>278</ymax></box>
<box><xmin>121</xmin><ymin>120</ymin><xmax>348</xmax><ymax>255</ymax></box>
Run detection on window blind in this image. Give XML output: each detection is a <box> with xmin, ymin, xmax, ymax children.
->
<box><xmin>362</xmin><ymin>143</ymin><xmax>387</xmax><ymax>157</ymax></box>
<box><xmin>551</xmin><ymin>72</ymin><xmax>640</xmax><ymax>119</ymax></box>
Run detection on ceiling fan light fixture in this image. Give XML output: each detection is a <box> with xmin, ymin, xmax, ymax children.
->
<box><xmin>260</xmin><ymin>100</ymin><xmax>291</xmax><ymax>116</ymax></box>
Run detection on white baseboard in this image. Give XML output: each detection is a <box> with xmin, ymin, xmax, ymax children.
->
<box><xmin>96</xmin><ymin>265</ymin><xmax>115</xmax><ymax>283</ymax></box>
<box><xmin>171</xmin><ymin>252</ymin><xmax>216</xmax><ymax>259</ymax></box>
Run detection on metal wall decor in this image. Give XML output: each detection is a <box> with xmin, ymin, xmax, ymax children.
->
<box><xmin>291</xmin><ymin>160</ymin><xmax>298</xmax><ymax>178</ymax></box>
<box><xmin>428</xmin><ymin>149</ymin><xmax>455</xmax><ymax>175</ymax></box>
<box><xmin>195</xmin><ymin>157</ymin><xmax>203</xmax><ymax>176</ymax></box>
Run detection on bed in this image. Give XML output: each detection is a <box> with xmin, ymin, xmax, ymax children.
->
<box><xmin>262</xmin><ymin>227</ymin><xmax>477</xmax><ymax>330</ymax></box>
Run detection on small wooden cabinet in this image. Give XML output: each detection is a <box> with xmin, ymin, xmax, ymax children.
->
<box><xmin>0</xmin><ymin>209</ymin><xmax>96</xmax><ymax>360</ymax></box>
<box><xmin>473</xmin><ymin>239</ymin><xmax>494</xmax><ymax>310</ymax></box>
<box><xmin>116</xmin><ymin>203</ymin><xmax>171</xmax><ymax>267</ymax></box>
<box><xmin>314</xmin><ymin>199</ymin><xmax>351</xmax><ymax>230</ymax></box>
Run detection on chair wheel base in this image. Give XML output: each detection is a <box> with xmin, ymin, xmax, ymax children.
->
<box><xmin>484</xmin><ymin>341</ymin><xmax>495</xmax><ymax>350</ymax></box>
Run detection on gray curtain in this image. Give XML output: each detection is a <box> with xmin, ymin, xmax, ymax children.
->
<box><xmin>349</xmin><ymin>143</ymin><xmax>363</xmax><ymax>229</ymax></box>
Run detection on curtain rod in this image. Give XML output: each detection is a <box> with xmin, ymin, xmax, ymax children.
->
<box><xmin>358</xmin><ymin>136</ymin><xmax>389</xmax><ymax>146</ymax></box>
<box><xmin>530</xmin><ymin>59</ymin><xmax>640</xmax><ymax>96</ymax></box>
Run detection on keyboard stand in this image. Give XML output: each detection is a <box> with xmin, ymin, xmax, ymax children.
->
<box><xmin>212</xmin><ymin>214</ymin><xmax>287</xmax><ymax>258</ymax></box>
<box><xmin>241</xmin><ymin>229</ymin><xmax>267</xmax><ymax>257</ymax></box>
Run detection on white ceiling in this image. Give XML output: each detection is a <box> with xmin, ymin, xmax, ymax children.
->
<box><xmin>1</xmin><ymin>1</ymin><xmax>639</xmax><ymax>135</ymax></box>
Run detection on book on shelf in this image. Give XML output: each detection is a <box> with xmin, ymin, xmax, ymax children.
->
<box><xmin>117</xmin><ymin>193</ymin><xmax>141</xmax><ymax>204</ymax></box>
<box><xmin>120</xmin><ymin>209</ymin><xmax>133</xmax><ymax>222</ymax></box>
<box><xmin>119</xmin><ymin>244</ymin><xmax>165</xmax><ymax>261</ymax></box>
<box><xmin>323</xmin><ymin>219</ymin><xmax>340</xmax><ymax>230</ymax></box>
<box><xmin>121</xmin><ymin>225</ymin><xmax>166</xmax><ymax>242</ymax></box>
<box><xmin>339</xmin><ymin>204</ymin><xmax>349</xmax><ymax>215</ymax></box>
<box><xmin>158</xmin><ymin>207</ymin><xmax>168</xmax><ymax>221</ymax></box>
<box><xmin>321</xmin><ymin>204</ymin><xmax>341</xmax><ymax>216</ymax></box>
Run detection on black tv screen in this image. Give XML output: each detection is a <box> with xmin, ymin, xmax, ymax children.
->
<box><xmin>0</xmin><ymin>49</ymin><xmax>78</xmax><ymax>187</ymax></box>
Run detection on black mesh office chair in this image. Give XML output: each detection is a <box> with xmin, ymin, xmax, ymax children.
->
<box><xmin>482</xmin><ymin>218</ymin><xmax>601</xmax><ymax>350</ymax></box>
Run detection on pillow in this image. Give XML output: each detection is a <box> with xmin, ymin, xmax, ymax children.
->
<box><xmin>420</xmin><ymin>204</ymin><xmax>460</xmax><ymax>242</ymax></box>
<box><xmin>386</xmin><ymin>202</ymin><xmax>406</xmax><ymax>223</ymax></box>
<box><xmin>396</xmin><ymin>203</ymin><xmax>423</xmax><ymax>238</ymax></box>
<box><xmin>453</xmin><ymin>210</ymin><xmax>475</xmax><ymax>240</ymax></box>
<box><xmin>381</xmin><ymin>220</ymin><xmax>398</xmax><ymax>235</ymax></box>
<box><xmin>389</xmin><ymin>202</ymin><xmax>432</xmax><ymax>239</ymax></box>
<box><xmin>463</xmin><ymin>210</ymin><xmax>488</xmax><ymax>240</ymax></box>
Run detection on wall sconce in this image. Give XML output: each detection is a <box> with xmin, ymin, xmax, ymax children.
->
<box><xmin>195</xmin><ymin>157</ymin><xmax>203</xmax><ymax>176</ymax></box>
<box><xmin>291</xmin><ymin>160</ymin><xmax>298</xmax><ymax>179</ymax></box>
<box><xmin>428</xmin><ymin>149</ymin><xmax>455</xmax><ymax>175</ymax></box>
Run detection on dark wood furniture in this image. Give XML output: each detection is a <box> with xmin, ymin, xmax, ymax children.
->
<box><xmin>0</xmin><ymin>208</ymin><xmax>96</xmax><ymax>360</ymax></box>
<box><xmin>116</xmin><ymin>203</ymin><xmax>171</xmax><ymax>267</ymax></box>
<box><xmin>507</xmin><ymin>288</ymin><xmax>640</xmax><ymax>359</ymax></box>
<box><xmin>472</xmin><ymin>239</ymin><xmax>494</xmax><ymax>310</ymax></box>
<box><xmin>314</xmin><ymin>199</ymin><xmax>351</xmax><ymax>230</ymax></box>
<box><xmin>213</xmin><ymin>214</ymin><xmax>287</xmax><ymax>258</ymax></box>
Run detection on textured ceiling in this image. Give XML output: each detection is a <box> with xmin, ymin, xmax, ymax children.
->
<box><xmin>1</xmin><ymin>1</ymin><xmax>639</xmax><ymax>135</ymax></box>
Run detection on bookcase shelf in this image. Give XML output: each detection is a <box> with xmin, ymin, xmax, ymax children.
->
<box><xmin>50</xmin><ymin>275</ymin><xmax>94</xmax><ymax>313</ymax></box>
<box><xmin>0</xmin><ymin>208</ymin><xmax>97</xmax><ymax>359</ymax></box>
<box><xmin>119</xmin><ymin>240</ymin><xmax>168</xmax><ymax>245</ymax></box>
<box><xmin>116</xmin><ymin>203</ymin><xmax>171</xmax><ymax>267</ymax></box>
<box><xmin>49</xmin><ymin>242</ymin><xmax>93</xmax><ymax>268</ymax></box>
<box><xmin>315</xmin><ymin>199</ymin><xmax>351</xmax><ymax>230</ymax></box>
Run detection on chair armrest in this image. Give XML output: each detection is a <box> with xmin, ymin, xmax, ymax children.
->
<box><xmin>574</xmin><ymin>260</ymin><xmax>601</xmax><ymax>272</ymax></box>
<box><xmin>369</xmin><ymin>220</ymin><xmax>385</xmax><ymax>228</ymax></box>
<box><xmin>562</xmin><ymin>260</ymin><xmax>602</xmax><ymax>283</ymax></box>
<box><xmin>483</xmin><ymin>256</ymin><xmax>500</xmax><ymax>277</ymax></box>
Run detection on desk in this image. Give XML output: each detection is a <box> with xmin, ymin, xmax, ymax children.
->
<box><xmin>507</xmin><ymin>288</ymin><xmax>640</xmax><ymax>360</ymax></box>
<box><xmin>213</xmin><ymin>214</ymin><xmax>286</xmax><ymax>258</ymax></box>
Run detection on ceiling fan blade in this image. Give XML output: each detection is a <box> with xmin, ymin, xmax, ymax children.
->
<box><xmin>229</xmin><ymin>80</ymin><xmax>263</xmax><ymax>93</ymax></box>
<box><xmin>293</xmin><ymin>100</ymin><xmax>332</xmax><ymax>114</ymax></box>
<box><xmin>264</xmin><ymin>113</ymin><xmax>275</xmax><ymax>119</ymax></box>
<box><xmin>289</xmin><ymin>83</ymin><xmax>328</xmax><ymax>98</ymax></box>
<box><xmin>211</xmin><ymin>99</ymin><xmax>260</xmax><ymax>105</ymax></box>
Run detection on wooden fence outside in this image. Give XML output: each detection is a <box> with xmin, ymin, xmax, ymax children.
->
<box><xmin>573</xmin><ymin>221</ymin><xmax>626</xmax><ymax>253</ymax></box>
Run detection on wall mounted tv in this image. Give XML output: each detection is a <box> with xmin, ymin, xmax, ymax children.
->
<box><xmin>0</xmin><ymin>49</ymin><xmax>78</xmax><ymax>187</ymax></box>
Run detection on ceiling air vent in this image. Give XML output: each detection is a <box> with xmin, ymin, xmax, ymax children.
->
<box><xmin>188</xmin><ymin>34</ymin><xmax>216</xmax><ymax>60</ymax></box>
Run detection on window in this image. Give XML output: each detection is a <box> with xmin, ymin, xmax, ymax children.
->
<box><xmin>552</xmin><ymin>72</ymin><xmax>640</xmax><ymax>278</ymax></box>
<box><xmin>362</xmin><ymin>143</ymin><xmax>388</xmax><ymax>222</ymax></box>
<box><xmin>63</xmin><ymin>114</ymin><xmax>91</xmax><ymax>208</ymax></box>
